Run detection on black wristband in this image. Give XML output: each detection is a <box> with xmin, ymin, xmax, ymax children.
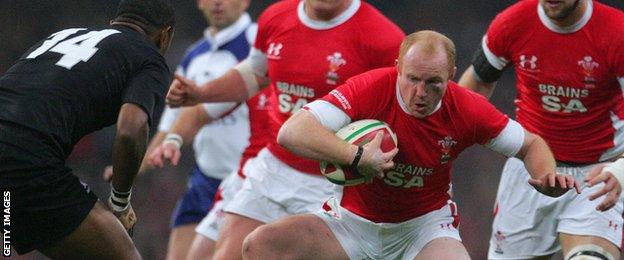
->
<box><xmin>350</xmin><ymin>146</ymin><xmax>364</xmax><ymax>169</ymax></box>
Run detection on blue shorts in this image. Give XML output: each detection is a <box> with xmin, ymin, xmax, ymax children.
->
<box><xmin>171</xmin><ymin>165</ymin><xmax>222</xmax><ymax>228</ymax></box>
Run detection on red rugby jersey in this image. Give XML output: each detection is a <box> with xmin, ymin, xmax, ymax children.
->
<box><xmin>254</xmin><ymin>0</ymin><xmax>405</xmax><ymax>174</ymax></box>
<box><xmin>318</xmin><ymin>67</ymin><xmax>508</xmax><ymax>223</ymax></box>
<box><xmin>482</xmin><ymin>0</ymin><xmax>624</xmax><ymax>163</ymax></box>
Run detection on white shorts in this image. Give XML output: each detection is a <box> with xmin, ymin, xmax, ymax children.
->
<box><xmin>224</xmin><ymin>148</ymin><xmax>335</xmax><ymax>223</ymax></box>
<box><xmin>317</xmin><ymin>197</ymin><xmax>462</xmax><ymax>260</ymax></box>
<box><xmin>489</xmin><ymin>158</ymin><xmax>624</xmax><ymax>259</ymax></box>
<box><xmin>195</xmin><ymin>165</ymin><xmax>246</xmax><ymax>240</ymax></box>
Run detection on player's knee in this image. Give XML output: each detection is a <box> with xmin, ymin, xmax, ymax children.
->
<box><xmin>242</xmin><ymin>224</ymin><xmax>297</xmax><ymax>259</ymax></box>
<box><xmin>565</xmin><ymin>244</ymin><xmax>615</xmax><ymax>260</ymax></box>
<box><xmin>242</xmin><ymin>226</ymin><xmax>273</xmax><ymax>258</ymax></box>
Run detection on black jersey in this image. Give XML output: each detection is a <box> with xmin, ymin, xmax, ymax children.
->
<box><xmin>0</xmin><ymin>25</ymin><xmax>170</xmax><ymax>161</ymax></box>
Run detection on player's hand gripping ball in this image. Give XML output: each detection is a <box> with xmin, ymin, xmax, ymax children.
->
<box><xmin>320</xmin><ymin>119</ymin><xmax>397</xmax><ymax>186</ymax></box>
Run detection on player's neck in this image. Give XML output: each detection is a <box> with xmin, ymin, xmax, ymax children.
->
<box><xmin>208</xmin><ymin>26</ymin><xmax>220</xmax><ymax>38</ymax></box>
<box><xmin>549</xmin><ymin>0</ymin><xmax>588</xmax><ymax>28</ymax></box>
<box><xmin>111</xmin><ymin>21</ymin><xmax>146</xmax><ymax>36</ymax></box>
<box><xmin>304</xmin><ymin>0</ymin><xmax>353</xmax><ymax>21</ymax></box>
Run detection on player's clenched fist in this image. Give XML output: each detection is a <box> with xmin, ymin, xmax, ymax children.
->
<box><xmin>528</xmin><ymin>172</ymin><xmax>581</xmax><ymax>198</ymax></box>
<box><xmin>357</xmin><ymin>131</ymin><xmax>399</xmax><ymax>182</ymax></box>
<box><xmin>166</xmin><ymin>74</ymin><xmax>202</xmax><ymax>108</ymax></box>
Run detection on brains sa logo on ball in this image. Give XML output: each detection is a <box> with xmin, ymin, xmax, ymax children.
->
<box><xmin>320</xmin><ymin>119</ymin><xmax>397</xmax><ymax>186</ymax></box>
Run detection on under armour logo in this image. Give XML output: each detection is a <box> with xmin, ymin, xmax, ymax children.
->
<box><xmin>519</xmin><ymin>55</ymin><xmax>537</xmax><ymax>70</ymax></box>
<box><xmin>267</xmin><ymin>42</ymin><xmax>283</xmax><ymax>58</ymax></box>
<box><xmin>609</xmin><ymin>220</ymin><xmax>618</xmax><ymax>231</ymax></box>
<box><xmin>257</xmin><ymin>94</ymin><xmax>268</xmax><ymax>109</ymax></box>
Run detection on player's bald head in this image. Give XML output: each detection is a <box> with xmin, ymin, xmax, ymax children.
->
<box><xmin>398</xmin><ymin>30</ymin><xmax>456</xmax><ymax>72</ymax></box>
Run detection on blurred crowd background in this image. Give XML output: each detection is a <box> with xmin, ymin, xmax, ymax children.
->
<box><xmin>2</xmin><ymin>0</ymin><xmax>623</xmax><ymax>259</ymax></box>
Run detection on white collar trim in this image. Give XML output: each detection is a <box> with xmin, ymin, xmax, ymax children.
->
<box><xmin>395</xmin><ymin>79</ymin><xmax>442</xmax><ymax>117</ymax></box>
<box><xmin>297</xmin><ymin>0</ymin><xmax>361</xmax><ymax>30</ymax></box>
<box><xmin>537</xmin><ymin>0</ymin><xmax>592</xmax><ymax>34</ymax></box>
<box><xmin>204</xmin><ymin>13</ymin><xmax>252</xmax><ymax>49</ymax></box>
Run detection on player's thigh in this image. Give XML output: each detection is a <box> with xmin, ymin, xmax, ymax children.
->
<box><xmin>559</xmin><ymin>233</ymin><xmax>620</xmax><ymax>260</ymax></box>
<box><xmin>213</xmin><ymin>213</ymin><xmax>264</xmax><ymax>260</ymax></box>
<box><xmin>40</xmin><ymin>202</ymin><xmax>140</xmax><ymax>260</ymax></box>
<box><xmin>186</xmin><ymin>233</ymin><xmax>215</xmax><ymax>260</ymax></box>
<box><xmin>166</xmin><ymin>224</ymin><xmax>198</xmax><ymax>260</ymax></box>
<box><xmin>243</xmin><ymin>214</ymin><xmax>349</xmax><ymax>259</ymax></box>
<box><xmin>415</xmin><ymin>237</ymin><xmax>469</xmax><ymax>260</ymax></box>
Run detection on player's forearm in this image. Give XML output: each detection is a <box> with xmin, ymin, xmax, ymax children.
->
<box><xmin>278</xmin><ymin>111</ymin><xmax>356</xmax><ymax>165</ymax></box>
<box><xmin>112</xmin><ymin>123</ymin><xmax>148</xmax><ymax>192</ymax></box>
<box><xmin>169</xmin><ymin>105</ymin><xmax>212</xmax><ymax>144</ymax></box>
<box><xmin>198</xmin><ymin>69</ymin><xmax>267</xmax><ymax>103</ymax></box>
<box><xmin>458</xmin><ymin>66</ymin><xmax>496</xmax><ymax>98</ymax></box>
<box><xmin>517</xmin><ymin>133</ymin><xmax>556</xmax><ymax>180</ymax></box>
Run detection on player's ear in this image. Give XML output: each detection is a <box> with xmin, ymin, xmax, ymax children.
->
<box><xmin>395</xmin><ymin>59</ymin><xmax>401</xmax><ymax>74</ymax></box>
<box><xmin>157</xmin><ymin>26</ymin><xmax>174</xmax><ymax>54</ymax></box>
<box><xmin>449</xmin><ymin>66</ymin><xmax>457</xmax><ymax>81</ymax></box>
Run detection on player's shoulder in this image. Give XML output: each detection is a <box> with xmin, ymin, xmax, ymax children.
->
<box><xmin>594</xmin><ymin>1</ymin><xmax>624</xmax><ymax>18</ymax></box>
<box><xmin>73</xmin><ymin>26</ymin><xmax>165</xmax><ymax>73</ymax></box>
<box><xmin>106</xmin><ymin>25</ymin><xmax>164</xmax><ymax>61</ymax></box>
<box><xmin>352</xmin><ymin>1</ymin><xmax>403</xmax><ymax>37</ymax></box>
<box><xmin>592</xmin><ymin>2</ymin><xmax>624</xmax><ymax>32</ymax></box>
<box><xmin>179</xmin><ymin>37</ymin><xmax>211</xmax><ymax>70</ymax></box>
<box><xmin>257</xmin><ymin>0</ymin><xmax>297</xmax><ymax>26</ymax></box>
<box><xmin>489</xmin><ymin>0</ymin><xmax>537</xmax><ymax>30</ymax></box>
<box><xmin>348</xmin><ymin>2</ymin><xmax>403</xmax><ymax>57</ymax></box>
<box><xmin>106</xmin><ymin>26</ymin><xmax>155</xmax><ymax>49</ymax></box>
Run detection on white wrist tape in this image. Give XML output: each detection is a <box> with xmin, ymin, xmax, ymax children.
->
<box><xmin>163</xmin><ymin>133</ymin><xmax>183</xmax><ymax>149</ymax></box>
<box><xmin>234</xmin><ymin>60</ymin><xmax>260</xmax><ymax>97</ymax></box>
<box><xmin>602</xmin><ymin>158</ymin><xmax>624</xmax><ymax>190</ymax></box>
<box><xmin>110</xmin><ymin>185</ymin><xmax>132</xmax><ymax>212</ymax></box>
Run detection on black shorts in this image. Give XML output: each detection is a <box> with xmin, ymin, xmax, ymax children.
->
<box><xmin>0</xmin><ymin>142</ymin><xmax>98</xmax><ymax>255</ymax></box>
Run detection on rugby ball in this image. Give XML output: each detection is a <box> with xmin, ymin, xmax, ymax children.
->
<box><xmin>320</xmin><ymin>119</ymin><xmax>398</xmax><ymax>186</ymax></box>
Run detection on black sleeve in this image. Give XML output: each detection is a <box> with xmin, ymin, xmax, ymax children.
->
<box><xmin>471</xmin><ymin>46</ymin><xmax>504</xmax><ymax>83</ymax></box>
<box><xmin>122</xmin><ymin>61</ymin><xmax>171</xmax><ymax>127</ymax></box>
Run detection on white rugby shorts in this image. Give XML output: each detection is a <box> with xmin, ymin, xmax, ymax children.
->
<box><xmin>316</xmin><ymin>197</ymin><xmax>462</xmax><ymax>259</ymax></box>
<box><xmin>224</xmin><ymin>148</ymin><xmax>335</xmax><ymax>223</ymax></box>
<box><xmin>489</xmin><ymin>158</ymin><xmax>624</xmax><ymax>259</ymax></box>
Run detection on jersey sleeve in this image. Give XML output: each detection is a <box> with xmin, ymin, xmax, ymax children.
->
<box><xmin>246</xmin><ymin>11</ymin><xmax>270</xmax><ymax>77</ymax></box>
<box><xmin>484</xmin><ymin>119</ymin><xmax>525</xmax><ymax>157</ymax></box>
<box><xmin>253</xmin><ymin>6</ymin><xmax>273</xmax><ymax>55</ymax></box>
<box><xmin>304</xmin><ymin>100</ymin><xmax>351</xmax><ymax>132</ymax></box>
<box><xmin>122</xmin><ymin>61</ymin><xmax>170</xmax><ymax>127</ymax></box>
<box><xmin>481</xmin><ymin>12</ymin><xmax>513</xmax><ymax>70</ymax></box>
